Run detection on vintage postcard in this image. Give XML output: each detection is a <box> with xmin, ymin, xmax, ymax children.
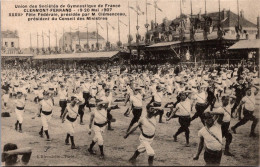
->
<box><xmin>1</xmin><ymin>0</ymin><xmax>259</xmax><ymax>166</ymax></box>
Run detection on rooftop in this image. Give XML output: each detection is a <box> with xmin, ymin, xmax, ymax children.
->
<box><xmin>64</xmin><ymin>31</ymin><xmax>105</xmax><ymax>40</ymax></box>
<box><xmin>2</xmin><ymin>30</ymin><xmax>19</xmax><ymax>38</ymax></box>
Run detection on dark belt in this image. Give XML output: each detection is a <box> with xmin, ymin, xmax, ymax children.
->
<box><xmin>42</xmin><ymin>110</ymin><xmax>52</xmax><ymax>115</ymax></box>
<box><xmin>205</xmin><ymin>147</ymin><xmax>222</xmax><ymax>155</ymax></box>
<box><xmin>178</xmin><ymin>115</ymin><xmax>190</xmax><ymax>118</ymax></box>
<box><xmin>196</xmin><ymin>102</ymin><xmax>207</xmax><ymax>106</ymax></box>
<box><xmin>16</xmin><ymin>107</ymin><xmax>24</xmax><ymax>110</ymax></box>
<box><xmin>142</xmin><ymin>132</ymin><xmax>155</xmax><ymax>139</ymax></box>
<box><xmin>133</xmin><ymin>106</ymin><xmax>142</xmax><ymax>110</ymax></box>
<box><xmin>94</xmin><ymin>122</ymin><xmax>107</xmax><ymax>127</ymax></box>
<box><xmin>154</xmin><ymin>102</ymin><xmax>161</xmax><ymax>106</ymax></box>
<box><xmin>49</xmin><ymin>88</ymin><xmax>54</xmax><ymax>91</ymax></box>
<box><xmin>34</xmin><ymin>88</ymin><xmax>38</xmax><ymax>90</ymax></box>
<box><xmin>66</xmin><ymin>115</ymin><xmax>77</xmax><ymax>122</ymax></box>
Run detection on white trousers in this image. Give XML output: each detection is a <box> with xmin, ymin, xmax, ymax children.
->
<box><xmin>15</xmin><ymin>108</ymin><xmax>24</xmax><ymax>123</ymax></box>
<box><xmin>92</xmin><ymin>125</ymin><xmax>105</xmax><ymax>145</ymax></box>
<box><xmin>65</xmin><ymin>119</ymin><xmax>76</xmax><ymax>136</ymax></box>
<box><xmin>41</xmin><ymin>113</ymin><xmax>52</xmax><ymax>131</ymax></box>
<box><xmin>137</xmin><ymin>134</ymin><xmax>155</xmax><ymax>156</ymax></box>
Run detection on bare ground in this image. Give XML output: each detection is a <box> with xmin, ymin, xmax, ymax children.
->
<box><xmin>1</xmin><ymin>93</ymin><xmax>259</xmax><ymax>166</ymax></box>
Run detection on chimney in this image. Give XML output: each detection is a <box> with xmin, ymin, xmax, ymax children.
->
<box><xmin>223</xmin><ymin>8</ymin><xmax>227</xmax><ymax>19</ymax></box>
<box><xmin>257</xmin><ymin>16</ymin><xmax>260</xmax><ymax>39</ymax></box>
<box><xmin>240</xmin><ymin>10</ymin><xmax>244</xmax><ymax>18</ymax></box>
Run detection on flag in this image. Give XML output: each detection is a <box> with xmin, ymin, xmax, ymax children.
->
<box><xmin>98</xmin><ymin>23</ymin><xmax>104</xmax><ymax>30</ymax></box>
<box><xmin>119</xmin><ymin>20</ymin><xmax>127</xmax><ymax>26</ymax></box>
<box><xmin>157</xmin><ymin>7</ymin><xmax>163</xmax><ymax>12</ymax></box>
<box><xmin>154</xmin><ymin>1</ymin><xmax>163</xmax><ymax>12</ymax></box>
<box><xmin>108</xmin><ymin>22</ymin><xmax>115</xmax><ymax>30</ymax></box>
<box><xmin>129</xmin><ymin>6</ymin><xmax>138</xmax><ymax>13</ymax></box>
<box><xmin>136</xmin><ymin>5</ymin><xmax>142</xmax><ymax>12</ymax></box>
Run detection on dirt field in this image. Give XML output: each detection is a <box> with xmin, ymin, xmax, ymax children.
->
<box><xmin>1</xmin><ymin>92</ymin><xmax>259</xmax><ymax>166</ymax></box>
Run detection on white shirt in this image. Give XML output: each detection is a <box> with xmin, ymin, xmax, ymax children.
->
<box><xmin>140</xmin><ymin>117</ymin><xmax>156</xmax><ymax>136</ymax></box>
<box><xmin>242</xmin><ymin>94</ymin><xmax>255</xmax><ymax>111</ymax></box>
<box><xmin>198</xmin><ymin>122</ymin><xmax>222</xmax><ymax>151</ymax></box>
<box><xmin>59</xmin><ymin>89</ymin><xmax>68</xmax><ymax>100</ymax></box>
<box><xmin>153</xmin><ymin>91</ymin><xmax>163</xmax><ymax>103</ymax></box>
<box><xmin>176</xmin><ymin>100</ymin><xmax>191</xmax><ymax>116</ymax></box>
<box><xmin>41</xmin><ymin>99</ymin><xmax>53</xmax><ymax>111</ymax></box>
<box><xmin>67</xmin><ymin>104</ymin><xmax>78</xmax><ymax>119</ymax></box>
<box><xmin>74</xmin><ymin>92</ymin><xmax>84</xmax><ymax>103</ymax></box>
<box><xmin>94</xmin><ymin>108</ymin><xmax>107</xmax><ymax>124</ymax></box>
<box><xmin>130</xmin><ymin>93</ymin><xmax>143</xmax><ymax>108</ymax></box>
<box><xmin>195</xmin><ymin>91</ymin><xmax>207</xmax><ymax>103</ymax></box>
<box><xmin>213</xmin><ymin>105</ymin><xmax>231</xmax><ymax>122</ymax></box>
<box><xmin>15</xmin><ymin>98</ymin><xmax>25</xmax><ymax>108</ymax></box>
<box><xmin>100</xmin><ymin>94</ymin><xmax>113</xmax><ymax>108</ymax></box>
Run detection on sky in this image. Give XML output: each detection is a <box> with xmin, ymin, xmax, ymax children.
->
<box><xmin>1</xmin><ymin>0</ymin><xmax>260</xmax><ymax>49</ymax></box>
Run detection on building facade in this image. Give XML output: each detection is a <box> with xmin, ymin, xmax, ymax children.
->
<box><xmin>1</xmin><ymin>30</ymin><xmax>19</xmax><ymax>54</ymax></box>
<box><xmin>59</xmin><ymin>31</ymin><xmax>106</xmax><ymax>52</ymax></box>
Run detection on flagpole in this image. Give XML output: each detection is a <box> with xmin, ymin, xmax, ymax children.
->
<box><xmin>154</xmin><ymin>1</ymin><xmax>157</xmax><ymax>26</ymax></box>
<box><xmin>136</xmin><ymin>1</ymin><xmax>139</xmax><ymax>43</ymax></box>
<box><xmin>218</xmin><ymin>0</ymin><xmax>220</xmax><ymax>26</ymax></box>
<box><xmin>62</xmin><ymin>27</ymin><xmax>65</xmax><ymax>51</ymax></box>
<box><xmin>48</xmin><ymin>30</ymin><xmax>50</xmax><ymax>51</ymax></box>
<box><xmin>86</xmin><ymin>23</ymin><xmax>89</xmax><ymax>50</ymax></box>
<box><xmin>70</xmin><ymin>26</ymin><xmax>72</xmax><ymax>51</ymax></box>
<box><xmin>106</xmin><ymin>20</ymin><xmax>109</xmax><ymax>44</ymax></box>
<box><xmin>55</xmin><ymin>30</ymin><xmax>57</xmax><ymax>49</ymax></box>
<box><xmin>37</xmin><ymin>32</ymin><xmax>39</xmax><ymax>53</ymax></box>
<box><xmin>30</xmin><ymin>33</ymin><xmax>32</xmax><ymax>49</ymax></box>
<box><xmin>146</xmin><ymin>0</ymin><xmax>148</xmax><ymax>33</ymax></box>
<box><xmin>128</xmin><ymin>1</ymin><xmax>131</xmax><ymax>45</ymax></box>
<box><xmin>118</xmin><ymin>15</ymin><xmax>121</xmax><ymax>46</ymax></box>
<box><xmin>237</xmin><ymin>0</ymin><xmax>239</xmax><ymax>27</ymax></box>
<box><xmin>42</xmin><ymin>30</ymin><xmax>44</xmax><ymax>50</ymax></box>
<box><xmin>78</xmin><ymin>25</ymin><xmax>80</xmax><ymax>46</ymax></box>
<box><xmin>96</xmin><ymin>20</ymin><xmax>99</xmax><ymax>50</ymax></box>
<box><xmin>205</xmin><ymin>0</ymin><xmax>207</xmax><ymax>15</ymax></box>
<box><xmin>180</xmin><ymin>0</ymin><xmax>182</xmax><ymax>16</ymax></box>
<box><xmin>237</xmin><ymin>0</ymin><xmax>240</xmax><ymax>40</ymax></box>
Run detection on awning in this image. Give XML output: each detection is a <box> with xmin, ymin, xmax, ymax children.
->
<box><xmin>1</xmin><ymin>54</ymin><xmax>33</xmax><ymax>58</ymax></box>
<box><xmin>33</xmin><ymin>51</ymin><xmax>119</xmax><ymax>60</ymax></box>
<box><xmin>147</xmin><ymin>41</ymin><xmax>181</xmax><ymax>48</ymax></box>
<box><xmin>229</xmin><ymin>39</ymin><xmax>260</xmax><ymax>50</ymax></box>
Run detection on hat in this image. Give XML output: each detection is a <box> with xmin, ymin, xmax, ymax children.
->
<box><xmin>184</xmin><ymin>90</ymin><xmax>193</xmax><ymax>94</ymax></box>
<box><xmin>156</xmin><ymin>86</ymin><xmax>161</xmax><ymax>90</ymax></box>
<box><xmin>43</xmin><ymin>91</ymin><xmax>49</xmax><ymax>96</ymax></box>
<box><xmin>97</xmin><ymin>100</ymin><xmax>109</xmax><ymax>106</ymax></box>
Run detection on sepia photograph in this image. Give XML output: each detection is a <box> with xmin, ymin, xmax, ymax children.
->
<box><xmin>1</xmin><ymin>0</ymin><xmax>260</xmax><ymax>166</ymax></box>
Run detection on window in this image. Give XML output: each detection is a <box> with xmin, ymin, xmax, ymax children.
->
<box><xmin>11</xmin><ymin>42</ymin><xmax>14</xmax><ymax>47</ymax></box>
<box><xmin>5</xmin><ymin>42</ymin><xmax>8</xmax><ymax>47</ymax></box>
